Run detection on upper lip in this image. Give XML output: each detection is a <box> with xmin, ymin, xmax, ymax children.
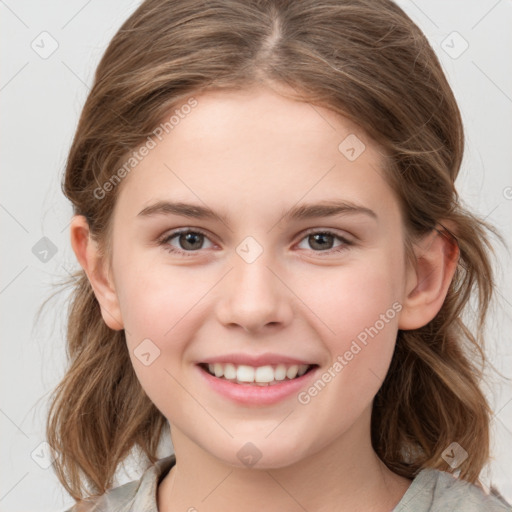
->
<box><xmin>199</xmin><ymin>353</ymin><xmax>316</xmax><ymax>367</ymax></box>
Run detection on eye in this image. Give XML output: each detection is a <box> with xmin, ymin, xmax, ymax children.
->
<box><xmin>159</xmin><ymin>229</ymin><xmax>215</xmax><ymax>256</ymax></box>
<box><xmin>158</xmin><ymin>228</ymin><xmax>353</xmax><ymax>257</ymax></box>
<box><xmin>296</xmin><ymin>230</ymin><xmax>353</xmax><ymax>255</ymax></box>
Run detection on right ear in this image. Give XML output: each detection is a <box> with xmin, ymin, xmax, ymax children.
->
<box><xmin>69</xmin><ymin>215</ymin><xmax>124</xmax><ymax>331</ymax></box>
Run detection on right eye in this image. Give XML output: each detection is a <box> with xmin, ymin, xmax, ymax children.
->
<box><xmin>159</xmin><ymin>229</ymin><xmax>215</xmax><ymax>256</ymax></box>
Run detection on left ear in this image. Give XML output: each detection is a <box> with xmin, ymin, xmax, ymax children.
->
<box><xmin>398</xmin><ymin>224</ymin><xmax>459</xmax><ymax>330</ymax></box>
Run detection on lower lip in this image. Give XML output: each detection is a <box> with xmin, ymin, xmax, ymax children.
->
<box><xmin>196</xmin><ymin>365</ymin><xmax>319</xmax><ymax>406</ymax></box>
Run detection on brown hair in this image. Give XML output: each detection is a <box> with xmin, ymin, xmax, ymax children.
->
<box><xmin>45</xmin><ymin>0</ymin><xmax>500</xmax><ymax>501</ymax></box>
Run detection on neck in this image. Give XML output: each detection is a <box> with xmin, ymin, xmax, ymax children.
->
<box><xmin>158</xmin><ymin>414</ymin><xmax>411</xmax><ymax>512</ymax></box>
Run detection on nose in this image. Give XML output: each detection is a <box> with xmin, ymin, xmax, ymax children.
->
<box><xmin>215</xmin><ymin>254</ymin><xmax>293</xmax><ymax>334</ymax></box>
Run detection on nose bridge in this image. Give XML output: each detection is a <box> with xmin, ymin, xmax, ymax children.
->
<box><xmin>232</xmin><ymin>233</ymin><xmax>277</xmax><ymax>289</ymax></box>
<box><xmin>234</xmin><ymin>249</ymin><xmax>275</xmax><ymax>298</ymax></box>
<box><xmin>216</xmin><ymin>237</ymin><xmax>292</xmax><ymax>332</ymax></box>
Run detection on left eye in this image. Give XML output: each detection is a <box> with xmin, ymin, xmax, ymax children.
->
<box><xmin>160</xmin><ymin>230</ymin><xmax>214</xmax><ymax>255</ymax></box>
<box><xmin>158</xmin><ymin>229</ymin><xmax>352</xmax><ymax>256</ymax></box>
<box><xmin>296</xmin><ymin>231</ymin><xmax>351</xmax><ymax>252</ymax></box>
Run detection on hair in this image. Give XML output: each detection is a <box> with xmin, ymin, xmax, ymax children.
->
<box><xmin>45</xmin><ymin>0</ymin><xmax>501</xmax><ymax>502</ymax></box>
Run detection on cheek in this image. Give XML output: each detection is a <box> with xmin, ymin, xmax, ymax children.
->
<box><xmin>304</xmin><ymin>255</ymin><xmax>403</xmax><ymax>401</ymax></box>
<box><xmin>306</xmin><ymin>255</ymin><xmax>403</xmax><ymax>340</ymax></box>
<box><xmin>111</xmin><ymin>249</ymin><xmax>198</xmax><ymax>388</ymax></box>
<box><xmin>117</xmin><ymin>262</ymin><xmax>206</xmax><ymax>416</ymax></box>
<box><xmin>115</xmin><ymin>246</ymin><xmax>206</xmax><ymax>340</ymax></box>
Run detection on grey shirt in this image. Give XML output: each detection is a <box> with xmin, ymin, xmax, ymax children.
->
<box><xmin>64</xmin><ymin>454</ymin><xmax>512</xmax><ymax>511</ymax></box>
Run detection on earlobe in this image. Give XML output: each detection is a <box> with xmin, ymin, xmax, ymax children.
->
<box><xmin>398</xmin><ymin>226</ymin><xmax>459</xmax><ymax>330</ymax></box>
<box><xmin>69</xmin><ymin>215</ymin><xmax>124</xmax><ymax>331</ymax></box>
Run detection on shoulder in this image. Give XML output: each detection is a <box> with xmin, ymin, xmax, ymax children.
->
<box><xmin>394</xmin><ymin>468</ymin><xmax>512</xmax><ymax>512</ymax></box>
<box><xmin>61</xmin><ymin>454</ymin><xmax>176</xmax><ymax>512</ymax></box>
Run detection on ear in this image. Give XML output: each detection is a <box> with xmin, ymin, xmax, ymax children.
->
<box><xmin>69</xmin><ymin>215</ymin><xmax>124</xmax><ymax>331</ymax></box>
<box><xmin>398</xmin><ymin>225</ymin><xmax>459</xmax><ymax>330</ymax></box>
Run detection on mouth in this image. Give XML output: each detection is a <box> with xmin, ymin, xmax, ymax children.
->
<box><xmin>197</xmin><ymin>362</ymin><xmax>318</xmax><ymax>386</ymax></box>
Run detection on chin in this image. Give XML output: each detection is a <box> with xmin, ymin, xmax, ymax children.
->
<box><xmin>207</xmin><ymin>440</ymin><xmax>308</xmax><ymax>470</ymax></box>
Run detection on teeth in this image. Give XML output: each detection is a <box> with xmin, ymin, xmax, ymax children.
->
<box><xmin>237</xmin><ymin>365</ymin><xmax>255</xmax><ymax>382</ymax></box>
<box><xmin>224</xmin><ymin>363</ymin><xmax>237</xmax><ymax>380</ymax></box>
<box><xmin>213</xmin><ymin>363</ymin><xmax>224</xmax><ymax>378</ymax></box>
<box><xmin>297</xmin><ymin>365</ymin><xmax>308</xmax><ymax>376</ymax></box>
<box><xmin>286</xmin><ymin>365</ymin><xmax>299</xmax><ymax>379</ymax></box>
<box><xmin>204</xmin><ymin>362</ymin><xmax>311</xmax><ymax>383</ymax></box>
<box><xmin>274</xmin><ymin>364</ymin><xmax>287</xmax><ymax>381</ymax></box>
<box><xmin>255</xmin><ymin>365</ymin><xmax>274</xmax><ymax>382</ymax></box>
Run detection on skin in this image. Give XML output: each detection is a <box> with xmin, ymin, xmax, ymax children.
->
<box><xmin>71</xmin><ymin>84</ymin><xmax>459</xmax><ymax>512</ymax></box>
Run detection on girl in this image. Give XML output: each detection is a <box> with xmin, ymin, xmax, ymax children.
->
<box><xmin>46</xmin><ymin>0</ymin><xmax>511</xmax><ymax>510</ymax></box>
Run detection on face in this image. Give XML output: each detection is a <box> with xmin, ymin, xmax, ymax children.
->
<box><xmin>106</xmin><ymin>85</ymin><xmax>410</xmax><ymax>468</ymax></box>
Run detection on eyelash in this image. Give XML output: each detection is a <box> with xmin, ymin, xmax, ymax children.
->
<box><xmin>157</xmin><ymin>228</ymin><xmax>354</xmax><ymax>257</ymax></box>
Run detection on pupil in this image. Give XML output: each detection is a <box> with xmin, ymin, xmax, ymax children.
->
<box><xmin>310</xmin><ymin>233</ymin><xmax>333</xmax><ymax>250</ymax></box>
<box><xmin>181</xmin><ymin>232</ymin><xmax>203</xmax><ymax>250</ymax></box>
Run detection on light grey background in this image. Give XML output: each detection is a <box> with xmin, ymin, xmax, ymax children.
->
<box><xmin>1</xmin><ymin>1</ymin><xmax>511</xmax><ymax>510</ymax></box>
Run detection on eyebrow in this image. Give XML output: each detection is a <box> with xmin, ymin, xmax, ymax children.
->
<box><xmin>137</xmin><ymin>199</ymin><xmax>377</xmax><ymax>226</ymax></box>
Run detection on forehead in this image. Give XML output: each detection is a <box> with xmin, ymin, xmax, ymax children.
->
<box><xmin>171</xmin><ymin>86</ymin><xmax>368</xmax><ymax>159</ymax></box>
<box><xmin>112</xmin><ymin>86</ymin><xmax>398</xmax><ymax>225</ymax></box>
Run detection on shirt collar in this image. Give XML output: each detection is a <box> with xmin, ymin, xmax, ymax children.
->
<box><xmin>131</xmin><ymin>454</ymin><xmax>176</xmax><ymax>512</ymax></box>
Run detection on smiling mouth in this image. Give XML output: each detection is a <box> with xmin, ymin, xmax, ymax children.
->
<box><xmin>198</xmin><ymin>362</ymin><xmax>318</xmax><ymax>386</ymax></box>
